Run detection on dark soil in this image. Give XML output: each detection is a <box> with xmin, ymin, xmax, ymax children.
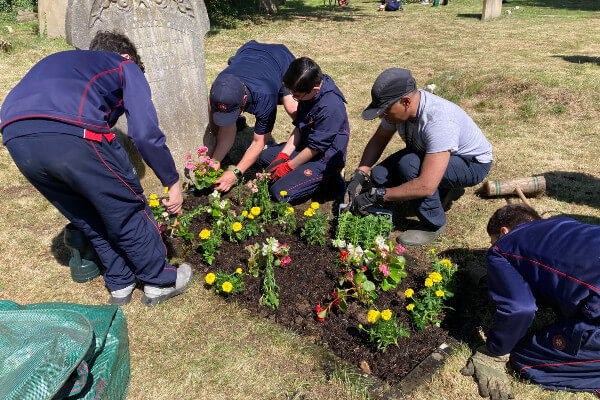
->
<box><xmin>165</xmin><ymin>190</ymin><xmax>469</xmax><ymax>386</ymax></box>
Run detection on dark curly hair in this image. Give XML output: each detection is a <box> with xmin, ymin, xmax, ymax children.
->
<box><xmin>487</xmin><ymin>204</ymin><xmax>541</xmax><ymax>236</ymax></box>
<box><xmin>89</xmin><ymin>31</ymin><xmax>145</xmax><ymax>73</ymax></box>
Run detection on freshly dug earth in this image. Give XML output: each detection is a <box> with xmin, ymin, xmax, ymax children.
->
<box><xmin>166</xmin><ymin>191</ymin><xmax>452</xmax><ymax>385</ymax></box>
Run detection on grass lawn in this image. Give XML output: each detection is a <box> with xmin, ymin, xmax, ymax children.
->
<box><xmin>1</xmin><ymin>0</ymin><xmax>599</xmax><ymax>399</ymax></box>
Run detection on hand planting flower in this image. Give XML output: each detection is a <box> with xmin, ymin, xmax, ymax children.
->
<box><xmin>404</xmin><ymin>288</ymin><xmax>414</xmax><ymax>298</ymax></box>
<box><xmin>205</xmin><ymin>273</ymin><xmax>216</xmax><ymax>285</ymax></box>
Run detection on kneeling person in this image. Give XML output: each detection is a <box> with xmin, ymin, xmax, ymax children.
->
<box><xmin>257</xmin><ymin>57</ymin><xmax>349</xmax><ymax>202</ymax></box>
<box><xmin>348</xmin><ymin>68</ymin><xmax>493</xmax><ymax>246</ymax></box>
<box><xmin>461</xmin><ymin>204</ymin><xmax>600</xmax><ymax>398</ymax></box>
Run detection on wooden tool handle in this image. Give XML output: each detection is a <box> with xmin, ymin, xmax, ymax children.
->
<box><xmin>514</xmin><ymin>186</ymin><xmax>531</xmax><ymax>206</ymax></box>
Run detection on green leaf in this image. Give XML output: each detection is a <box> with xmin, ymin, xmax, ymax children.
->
<box><xmin>362</xmin><ymin>280</ymin><xmax>376</xmax><ymax>291</ymax></box>
<box><xmin>317</xmin><ymin>310</ymin><xmax>327</xmax><ymax>319</ymax></box>
<box><xmin>338</xmin><ymin>298</ymin><xmax>348</xmax><ymax>312</ymax></box>
<box><xmin>381</xmin><ymin>279</ymin><xmax>391</xmax><ymax>291</ymax></box>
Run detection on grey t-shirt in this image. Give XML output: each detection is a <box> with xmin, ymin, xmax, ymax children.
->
<box><xmin>379</xmin><ymin>90</ymin><xmax>493</xmax><ymax>163</ymax></box>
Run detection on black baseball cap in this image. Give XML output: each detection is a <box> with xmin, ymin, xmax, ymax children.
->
<box><xmin>210</xmin><ymin>74</ymin><xmax>245</xmax><ymax>127</ymax></box>
<box><xmin>361</xmin><ymin>68</ymin><xmax>417</xmax><ymax>120</ymax></box>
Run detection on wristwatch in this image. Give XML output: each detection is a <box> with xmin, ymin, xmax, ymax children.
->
<box><xmin>375</xmin><ymin>187</ymin><xmax>387</xmax><ymax>202</ymax></box>
<box><xmin>233</xmin><ymin>168</ymin><xmax>243</xmax><ymax>179</ymax></box>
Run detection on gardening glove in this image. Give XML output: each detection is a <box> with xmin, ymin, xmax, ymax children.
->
<box><xmin>461</xmin><ymin>345</ymin><xmax>514</xmax><ymax>400</ymax></box>
<box><xmin>344</xmin><ymin>169</ymin><xmax>370</xmax><ymax>208</ymax></box>
<box><xmin>270</xmin><ymin>161</ymin><xmax>294</xmax><ymax>182</ymax></box>
<box><xmin>266</xmin><ymin>152</ymin><xmax>290</xmax><ymax>174</ymax></box>
<box><xmin>350</xmin><ymin>187</ymin><xmax>385</xmax><ymax>215</ymax></box>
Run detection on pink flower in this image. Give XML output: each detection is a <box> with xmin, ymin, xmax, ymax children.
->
<box><xmin>378</xmin><ymin>264</ymin><xmax>391</xmax><ymax>277</ymax></box>
<box><xmin>185</xmin><ymin>161</ymin><xmax>195</xmax><ymax>170</ymax></box>
<box><xmin>251</xmin><ymin>187</ymin><xmax>258</xmax><ymax>193</ymax></box>
<box><xmin>256</xmin><ymin>173</ymin><xmax>263</xmax><ymax>179</ymax></box>
<box><xmin>197</xmin><ymin>146</ymin><xmax>208</xmax><ymax>157</ymax></box>
<box><xmin>395</xmin><ymin>244</ymin><xmax>406</xmax><ymax>255</ymax></box>
<box><xmin>281</xmin><ymin>256</ymin><xmax>291</xmax><ymax>266</ymax></box>
<box><xmin>348</xmin><ymin>270</ymin><xmax>355</xmax><ymax>279</ymax></box>
<box><xmin>185</xmin><ymin>154</ymin><xmax>192</xmax><ymax>161</ymax></box>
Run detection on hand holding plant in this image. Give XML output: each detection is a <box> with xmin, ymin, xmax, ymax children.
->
<box><xmin>185</xmin><ymin>146</ymin><xmax>223</xmax><ymax>190</ymax></box>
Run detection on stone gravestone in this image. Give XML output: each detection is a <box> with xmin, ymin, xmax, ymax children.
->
<box><xmin>481</xmin><ymin>0</ymin><xmax>502</xmax><ymax>21</ymax></box>
<box><xmin>66</xmin><ymin>0</ymin><xmax>210</xmax><ymax>191</ymax></box>
<box><xmin>38</xmin><ymin>0</ymin><xmax>68</xmax><ymax>38</ymax></box>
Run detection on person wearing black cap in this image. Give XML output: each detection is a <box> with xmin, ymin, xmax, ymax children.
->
<box><xmin>206</xmin><ymin>41</ymin><xmax>297</xmax><ymax>192</ymax></box>
<box><xmin>346</xmin><ymin>68</ymin><xmax>493</xmax><ymax>246</ymax></box>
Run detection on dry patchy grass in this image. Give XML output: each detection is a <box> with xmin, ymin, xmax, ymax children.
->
<box><xmin>1</xmin><ymin>1</ymin><xmax>599</xmax><ymax>399</ymax></box>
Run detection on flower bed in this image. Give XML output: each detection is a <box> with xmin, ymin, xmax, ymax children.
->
<box><xmin>154</xmin><ymin>177</ymin><xmax>460</xmax><ymax>386</ymax></box>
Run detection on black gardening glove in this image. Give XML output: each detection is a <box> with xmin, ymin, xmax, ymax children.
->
<box><xmin>350</xmin><ymin>187</ymin><xmax>385</xmax><ymax>215</ymax></box>
<box><xmin>461</xmin><ymin>345</ymin><xmax>514</xmax><ymax>400</ymax></box>
<box><xmin>344</xmin><ymin>169</ymin><xmax>370</xmax><ymax>208</ymax></box>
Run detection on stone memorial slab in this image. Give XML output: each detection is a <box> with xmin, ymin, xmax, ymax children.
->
<box><xmin>482</xmin><ymin>0</ymin><xmax>502</xmax><ymax>21</ymax></box>
<box><xmin>66</xmin><ymin>0</ymin><xmax>210</xmax><ymax>190</ymax></box>
<box><xmin>38</xmin><ymin>0</ymin><xmax>68</xmax><ymax>38</ymax></box>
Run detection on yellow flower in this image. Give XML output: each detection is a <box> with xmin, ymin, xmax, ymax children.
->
<box><xmin>429</xmin><ymin>272</ymin><xmax>443</xmax><ymax>283</ymax></box>
<box><xmin>425</xmin><ymin>278</ymin><xmax>433</xmax><ymax>287</ymax></box>
<box><xmin>205</xmin><ymin>273</ymin><xmax>216</xmax><ymax>285</ymax></box>
<box><xmin>381</xmin><ymin>309</ymin><xmax>392</xmax><ymax>321</ymax></box>
<box><xmin>232</xmin><ymin>222</ymin><xmax>242</xmax><ymax>232</ymax></box>
<box><xmin>199</xmin><ymin>229</ymin><xmax>211</xmax><ymax>240</ymax></box>
<box><xmin>436</xmin><ymin>290</ymin><xmax>445</xmax><ymax>297</ymax></box>
<box><xmin>248</xmin><ymin>214</ymin><xmax>255</xmax><ymax>220</ymax></box>
<box><xmin>241</xmin><ymin>210</ymin><xmax>248</xmax><ymax>217</ymax></box>
<box><xmin>149</xmin><ymin>194</ymin><xmax>158</xmax><ymax>200</ymax></box>
<box><xmin>441</xmin><ymin>259</ymin><xmax>452</xmax><ymax>269</ymax></box>
<box><xmin>164</xmin><ymin>187</ymin><xmax>169</xmax><ymax>194</ymax></box>
<box><xmin>148</xmin><ymin>199</ymin><xmax>160</xmax><ymax>208</ymax></box>
<box><xmin>404</xmin><ymin>288</ymin><xmax>414</xmax><ymax>298</ymax></box>
<box><xmin>236</xmin><ymin>268</ymin><xmax>243</xmax><ymax>274</ymax></box>
<box><xmin>251</xmin><ymin>207</ymin><xmax>261</xmax><ymax>216</ymax></box>
<box><xmin>222</xmin><ymin>281</ymin><xmax>233</xmax><ymax>293</ymax></box>
<box><xmin>280</xmin><ymin>190</ymin><xmax>288</xmax><ymax>196</ymax></box>
<box><xmin>285</xmin><ymin>207</ymin><xmax>294</xmax><ymax>215</ymax></box>
<box><xmin>429</xmin><ymin>248</ymin><xmax>436</xmax><ymax>255</ymax></box>
<box><xmin>406</xmin><ymin>303</ymin><xmax>415</xmax><ymax>311</ymax></box>
<box><xmin>310</xmin><ymin>202</ymin><xmax>320</xmax><ymax>210</ymax></box>
<box><xmin>367</xmin><ymin>310</ymin><xmax>381</xmax><ymax>324</ymax></box>
<box><xmin>304</xmin><ymin>208</ymin><xmax>315</xmax><ymax>217</ymax></box>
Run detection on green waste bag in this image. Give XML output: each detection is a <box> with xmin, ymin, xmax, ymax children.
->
<box><xmin>0</xmin><ymin>301</ymin><xmax>130</xmax><ymax>400</ymax></box>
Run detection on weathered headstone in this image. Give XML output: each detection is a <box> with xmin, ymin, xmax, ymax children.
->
<box><xmin>66</xmin><ymin>0</ymin><xmax>210</xmax><ymax>191</ymax></box>
<box><xmin>481</xmin><ymin>0</ymin><xmax>502</xmax><ymax>20</ymax></box>
<box><xmin>38</xmin><ymin>0</ymin><xmax>68</xmax><ymax>38</ymax></box>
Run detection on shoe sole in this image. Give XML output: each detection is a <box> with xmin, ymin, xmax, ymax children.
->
<box><xmin>140</xmin><ymin>273</ymin><xmax>193</xmax><ymax>306</ymax></box>
<box><xmin>109</xmin><ymin>292</ymin><xmax>133</xmax><ymax>306</ymax></box>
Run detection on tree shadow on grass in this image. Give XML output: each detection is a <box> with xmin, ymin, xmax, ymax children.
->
<box><xmin>543</xmin><ymin>171</ymin><xmax>600</xmax><ymax>210</ymax></box>
<box><xmin>506</xmin><ymin>0</ymin><xmax>600</xmax><ymax>12</ymax></box>
<box><xmin>554</xmin><ymin>55</ymin><xmax>600</xmax><ymax>66</ymax></box>
<box><xmin>50</xmin><ymin>228</ymin><xmax>71</xmax><ymax>267</ymax></box>
<box><xmin>456</xmin><ymin>13</ymin><xmax>482</xmax><ymax>19</ymax></box>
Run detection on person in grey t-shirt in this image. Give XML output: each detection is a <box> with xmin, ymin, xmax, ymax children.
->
<box><xmin>346</xmin><ymin>68</ymin><xmax>493</xmax><ymax>246</ymax></box>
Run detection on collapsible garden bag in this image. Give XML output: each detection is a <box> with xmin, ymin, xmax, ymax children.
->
<box><xmin>0</xmin><ymin>301</ymin><xmax>130</xmax><ymax>400</ymax></box>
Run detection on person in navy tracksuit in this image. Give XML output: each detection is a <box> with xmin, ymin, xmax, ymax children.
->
<box><xmin>462</xmin><ymin>204</ymin><xmax>600</xmax><ymax>399</ymax></box>
<box><xmin>206</xmin><ymin>40</ymin><xmax>297</xmax><ymax>192</ymax></box>
<box><xmin>257</xmin><ymin>57</ymin><xmax>349</xmax><ymax>203</ymax></box>
<box><xmin>0</xmin><ymin>32</ymin><xmax>192</xmax><ymax>306</ymax></box>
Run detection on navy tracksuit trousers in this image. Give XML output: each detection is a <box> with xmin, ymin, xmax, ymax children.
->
<box><xmin>5</xmin><ymin>133</ymin><xmax>177</xmax><ymax>291</ymax></box>
<box><xmin>370</xmin><ymin>148</ymin><xmax>491</xmax><ymax>228</ymax></box>
<box><xmin>511</xmin><ymin>318</ymin><xmax>600</xmax><ymax>395</ymax></box>
<box><xmin>257</xmin><ymin>143</ymin><xmax>344</xmax><ymax>202</ymax></box>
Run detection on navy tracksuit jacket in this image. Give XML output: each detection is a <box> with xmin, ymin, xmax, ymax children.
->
<box><xmin>257</xmin><ymin>74</ymin><xmax>349</xmax><ymax>202</ymax></box>
<box><xmin>0</xmin><ymin>50</ymin><xmax>179</xmax><ymax>291</ymax></box>
<box><xmin>487</xmin><ymin>217</ymin><xmax>600</xmax><ymax>394</ymax></box>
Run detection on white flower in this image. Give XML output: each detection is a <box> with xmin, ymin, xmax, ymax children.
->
<box><xmin>354</xmin><ymin>246</ymin><xmax>364</xmax><ymax>258</ymax></box>
<box><xmin>347</xmin><ymin>243</ymin><xmax>355</xmax><ymax>254</ymax></box>
<box><xmin>161</xmin><ymin>212</ymin><xmax>169</xmax><ymax>218</ymax></box>
<box><xmin>375</xmin><ymin>236</ymin><xmax>386</xmax><ymax>248</ymax></box>
<box><xmin>219</xmin><ymin>200</ymin><xmax>228</xmax><ymax>209</ymax></box>
<box><xmin>210</xmin><ymin>190</ymin><xmax>220</xmax><ymax>198</ymax></box>
<box><xmin>261</xmin><ymin>244</ymin><xmax>270</xmax><ymax>257</ymax></box>
<box><xmin>216</xmin><ymin>220</ymin><xmax>223</xmax><ymax>225</ymax></box>
<box><xmin>331</xmin><ymin>238</ymin><xmax>346</xmax><ymax>248</ymax></box>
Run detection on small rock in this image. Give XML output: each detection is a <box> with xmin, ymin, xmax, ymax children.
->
<box><xmin>424</xmin><ymin>83</ymin><xmax>437</xmax><ymax>93</ymax></box>
<box><xmin>359</xmin><ymin>360</ymin><xmax>371</xmax><ymax>374</ymax></box>
<box><xmin>16</xmin><ymin>10</ymin><xmax>37</xmax><ymax>23</ymax></box>
<box><xmin>431</xmin><ymin>352</ymin><xmax>443</xmax><ymax>361</ymax></box>
<box><xmin>505</xmin><ymin>10</ymin><xmax>512</xmax><ymax>14</ymax></box>
<box><xmin>4</xmin><ymin>26</ymin><xmax>13</xmax><ymax>34</ymax></box>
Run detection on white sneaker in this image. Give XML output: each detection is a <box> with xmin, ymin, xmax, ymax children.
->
<box><xmin>141</xmin><ymin>264</ymin><xmax>193</xmax><ymax>306</ymax></box>
<box><xmin>109</xmin><ymin>282</ymin><xmax>136</xmax><ymax>306</ymax></box>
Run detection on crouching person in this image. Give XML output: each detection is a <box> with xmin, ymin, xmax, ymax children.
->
<box><xmin>257</xmin><ymin>57</ymin><xmax>349</xmax><ymax>202</ymax></box>
<box><xmin>462</xmin><ymin>204</ymin><xmax>600</xmax><ymax>399</ymax></box>
<box><xmin>0</xmin><ymin>32</ymin><xmax>192</xmax><ymax>306</ymax></box>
